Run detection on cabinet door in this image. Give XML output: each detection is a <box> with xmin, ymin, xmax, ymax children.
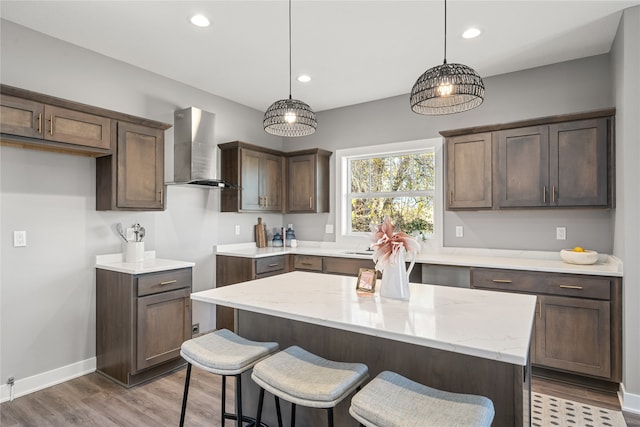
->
<box><xmin>261</xmin><ymin>152</ymin><xmax>283</xmax><ymax>211</ymax></box>
<box><xmin>241</xmin><ymin>149</ymin><xmax>263</xmax><ymax>210</ymax></box>
<box><xmin>288</xmin><ymin>154</ymin><xmax>316</xmax><ymax>212</ymax></box>
<box><xmin>116</xmin><ymin>122</ymin><xmax>164</xmax><ymax>210</ymax></box>
<box><xmin>496</xmin><ymin>126</ymin><xmax>549</xmax><ymax>207</ymax></box>
<box><xmin>240</xmin><ymin>149</ymin><xmax>283</xmax><ymax>212</ymax></box>
<box><xmin>446</xmin><ymin>133</ymin><xmax>492</xmax><ymax>209</ymax></box>
<box><xmin>550</xmin><ymin>118</ymin><xmax>608</xmax><ymax>207</ymax></box>
<box><xmin>0</xmin><ymin>95</ymin><xmax>44</xmax><ymax>138</ymax></box>
<box><xmin>137</xmin><ymin>288</ymin><xmax>191</xmax><ymax>371</ymax></box>
<box><xmin>534</xmin><ymin>295</ymin><xmax>610</xmax><ymax>378</ymax></box>
<box><xmin>44</xmin><ymin>105</ymin><xmax>111</xmax><ymax>149</ymax></box>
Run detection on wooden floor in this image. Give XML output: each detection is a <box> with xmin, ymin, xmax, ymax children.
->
<box><xmin>2</xmin><ymin>367</ymin><xmax>640</xmax><ymax>426</ymax></box>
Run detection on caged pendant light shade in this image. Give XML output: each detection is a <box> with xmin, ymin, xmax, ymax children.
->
<box><xmin>410</xmin><ymin>0</ymin><xmax>485</xmax><ymax>115</ymax></box>
<box><xmin>264</xmin><ymin>0</ymin><xmax>317</xmax><ymax>137</ymax></box>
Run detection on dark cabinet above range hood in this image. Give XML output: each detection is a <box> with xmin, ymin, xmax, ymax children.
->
<box><xmin>166</xmin><ymin>106</ymin><xmax>232</xmax><ymax>188</ymax></box>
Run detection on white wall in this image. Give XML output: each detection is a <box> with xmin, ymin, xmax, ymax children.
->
<box><xmin>0</xmin><ymin>19</ymin><xmax>282</xmax><ymax>391</ymax></box>
<box><xmin>611</xmin><ymin>5</ymin><xmax>640</xmax><ymax>410</ymax></box>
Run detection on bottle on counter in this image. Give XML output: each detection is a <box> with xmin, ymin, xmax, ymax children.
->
<box><xmin>285</xmin><ymin>227</ymin><xmax>296</xmax><ymax>247</ymax></box>
<box><xmin>272</xmin><ymin>232</ymin><xmax>283</xmax><ymax>247</ymax></box>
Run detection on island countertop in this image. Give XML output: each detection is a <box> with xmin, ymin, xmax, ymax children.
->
<box><xmin>191</xmin><ymin>271</ymin><xmax>537</xmax><ymax>365</ymax></box>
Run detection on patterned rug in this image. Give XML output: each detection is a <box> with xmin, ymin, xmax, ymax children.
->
<box><xmin>532</xmin><ymin>392</ymin><xmax>627</xmax><ymax>427</ymax></box>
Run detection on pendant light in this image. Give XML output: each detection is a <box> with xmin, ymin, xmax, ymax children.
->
<box><xmin>263</xmin><ymin>0</ymin><xmax>317</xmax><ymax>137</ymax></box>
<box><xmin>410</xmin><ymin>0</ymin><xmax>485</xmax><ymax>115</ymax></box>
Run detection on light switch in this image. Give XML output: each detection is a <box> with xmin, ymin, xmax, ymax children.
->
<box><xmin>13</xmin><ymin>230</ymin><xmax>27</xmax><ymax>247</ymax></box>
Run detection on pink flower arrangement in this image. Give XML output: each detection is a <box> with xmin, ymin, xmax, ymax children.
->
<box><xmin>370</xmin><ymin>217</ymin><xmax>420</xmax><ymax>271</ymax></box>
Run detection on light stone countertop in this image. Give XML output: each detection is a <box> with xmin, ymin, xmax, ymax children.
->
<box><xmin>95</xmin><ymin>251</ymin><xmax>195</xmax><ymax>274</ymax></box>
<box><xmin>215</xmin><ymin>243</ymin><xmax>623</xmax><ymax>277</ymax></box>
<box><xmin>191</xmin><ymin>271</ymin><xmax>537</xmax><ymax>365</ymax></box>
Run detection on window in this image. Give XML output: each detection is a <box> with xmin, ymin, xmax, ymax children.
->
<box><xmin>338</xmin><ymin>139</ymin><xmax>440</xmax><ymax>242</ymax></box>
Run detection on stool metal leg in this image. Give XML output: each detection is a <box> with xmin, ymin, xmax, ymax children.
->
<box><xmin>221</xmin><ymin>375</ymin><xmax>227</xmax><ymax>426</ymax></box>
<box><xmin>235</xmin><ymin>374</ymin><xmax>242</xmax><ymax>427</ymax></box>
<box><xmin>275</xmin><ymin>396</ymin><xmax>283</xmax><ymax>427</ymax></box>
<box><xmin>255</xmin><ymin>387</ymin><xmax>265</xmax><ymax>427</ymax></box>
<box><xmin>327</xmin><ymin>408</ymin><xmax>334</xmax><ymax>427</ymax></box>
<box><xmin>179</xmin><ymin>363</ymin><xmax>192</xmax><ymax>427</ymax></box>
<box><xmin>290</xmin><ymin>403</ymin><xmax>296</xmax><ymax>427</ymax></box>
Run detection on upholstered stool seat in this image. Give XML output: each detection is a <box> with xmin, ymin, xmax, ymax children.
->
<box><xmin>252</xmin><ymin>345</ymin><xmax>369</xmax><ymax>427</ymax></box>
<box><xmin>349</xmin><ymin>371</ymin><xmax>495</xmax><ymax>427</ymax></box>
<box><xmin>179</xmin><ymin>329</ymin><xmax>279</xmax><ymax>427</ymax></box>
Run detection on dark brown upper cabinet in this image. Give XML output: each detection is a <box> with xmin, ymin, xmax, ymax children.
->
<box><xmin>286</xmin><ymin>149</ymin><xmax>332</xmax><ymax>213</ymax></box>
<box><xmin>446</xmin><ymin>132</ymin><xmax>493</xmax><ymax>209</ymax></box>
<box><xmin>442</xmin><ymin>109</ymin><xmax>614</xmax><ymax>210</ymax></box>
<box><xmin>219</xmin><ymin>141</ymin><xmax>285</xmax><ymax>212</ymax></box>
<box><xmin>1</xmin><ymin>84</ymin><xmax>171</xmax><ymax>211</ymax></box>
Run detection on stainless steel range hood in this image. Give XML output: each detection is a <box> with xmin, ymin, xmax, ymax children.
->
<box><xmin>168</xmin><ymin>107</ymin><xmax>230</xmax><ymax>188</ymax></box>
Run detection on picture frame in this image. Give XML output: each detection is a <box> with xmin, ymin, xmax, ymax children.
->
<box><xmin>356</xmin><ymin>268</ymin><xmax>377</xmax><ymax>293</ymax></box>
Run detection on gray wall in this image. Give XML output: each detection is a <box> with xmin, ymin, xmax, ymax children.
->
<box><xmin>289</xmin><ymin>55</ymin><xmax>615</xmax><ymax>253</ymax></box>
<box><xmin>612</xmin><ymin>6</ymin><xmax>640</xmax><ymax>405</ymax></box>
<box><xmin>0</xmin><ymin>19</ymin><xmax>283</xmax><ymax>384</ymax></box>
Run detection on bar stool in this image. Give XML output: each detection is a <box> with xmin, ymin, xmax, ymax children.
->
<box><xmin>179</xmin><ymin>329</ymin><xmax>279</xmax><ymax>427</ymax></box>
<box><xmin>349</xmin><ymin>371</ymin><xmax>495</xmax><ymax>427</ymax></box>
<box><xmin>252</xmin><ymin>345</ymin><xmax>369</xmax><ymax>427</ymax></box>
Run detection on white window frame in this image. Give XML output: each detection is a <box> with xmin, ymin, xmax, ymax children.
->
<box><xmin>334</xmin><ymin>137</ymin><xmax>443</xmax><ymax>251</ymax></box>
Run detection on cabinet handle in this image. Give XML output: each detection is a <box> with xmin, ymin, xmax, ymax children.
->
<box><xmin>543</xmin><ymin>186</ymin><xmax>546</xmax><ymax>204</ymax></box>
<box><xmin>301</xmin><ymin>262</ymin><xmax>313</xmax><ymax>266</ymax></box>
<box><xmin>160</xmin><ymin>280</ymin><xmax>177</xmax><ymax>286</ymax></box>
<box><xmin>552</xmin><ymin>186</ymin><xmax>556</xmax><ymax>204</ymax></box>
<box><xmin>49</xmin><ymin>115</ymin><xmax>54</xmax><ymax>135</ymax></box>
<box><xmin>492</xmin><ymin>279</ymin><xmax>513</xmax><ymax>283</ymax></box>
<box><xmin>449</xmin><ymin>191</ymin><xmax>453</xmax><ymax>206</ymax></box>
<box><xmin>309</xmin><ymin>197</ymin><xmax>312</xmax><ymax>209</ymax></box>
<box><xmin>268</xmin><ymin>263</ymin><xmax>279</xmax><ymax>267</ymax></box>
<box><xmin>538</xmin><ymin>300</ymin><xmax>541</xmax><ymax>319</ymax></box>
<box><xmin>559</xmin><ymin>284</ymin><xmax>583</xmax><ymax>290</ymax></box>
<box><xmin>37</xmin><ymin>113</ymin><xmax>42</xmax><ymax>134</ymax></box>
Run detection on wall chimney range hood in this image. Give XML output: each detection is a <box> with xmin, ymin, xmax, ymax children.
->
<box><xmin>169</xmin><ymin>107</ymin><xmax>231</xmax><ymax>188</ymax></box>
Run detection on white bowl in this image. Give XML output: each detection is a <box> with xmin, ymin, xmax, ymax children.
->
<box><xmin>560</xmin><ymin>249</ymin><xmax>599</xmax><ymax>265</ymax></box>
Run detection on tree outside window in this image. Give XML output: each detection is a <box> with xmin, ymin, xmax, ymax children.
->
<box><xmin>348</xmin><ymin>150</ymin><xmax>435</xmax><ymax>239</ymax></box>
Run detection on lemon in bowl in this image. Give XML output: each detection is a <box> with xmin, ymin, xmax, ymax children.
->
<box><xmin>560</xmin><ymin>247</ymin><xmax>598</xmax><ymax>264</ymax></box>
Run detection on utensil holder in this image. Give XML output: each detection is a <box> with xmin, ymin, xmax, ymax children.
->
<box><xmin>125</xmin><ymin>242</ymin><xmax>145</xmax><ymax>262</ymax></box>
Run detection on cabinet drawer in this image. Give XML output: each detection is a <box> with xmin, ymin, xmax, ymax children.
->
<box><xmin>294</xmin><ymin>255</ymin><xmax>323</xmax><ymax>271</ymax></box>
<box><xmin>255</xmin><ymin>256</ymin><xmax>286</xmax><ymax>275</ymax></box>
<box><xmin>471</xmin><ymin>268</ymin><xmax>610</xmax><ymax>300</ymax></box>
<box><xmin>138</xmin><ymin>268</ymin><xmax>192</xmax><ymax>296</ymax></box>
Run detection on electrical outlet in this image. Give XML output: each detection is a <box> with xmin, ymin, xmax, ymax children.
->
<box><xmin>325</xmin><ymin>224</ymin><xmax>333</xmax><ymax>234</ymax></box>
<box><xmin>455</xmin><ymin>226</ymin><xmax>464</xmax><ymax>238</ymax></box>
<box><xmin>192</xmin><ymin>324</ymin><xmax>199</xmax><ymax>335</ymax></box>
<box><xmin>13</xmin><ymin>231</ymin><xmax>26</xmax><ymax>247</ymax></box>
<box><xmin>556</xmin><ymin>227</ymin><xmax>566</xmax><ymax>240</ymax></box>
<box><xmin>234</xmin><ymin>225</ymin><xmax>240</xmax><ymax>235</ymax></box>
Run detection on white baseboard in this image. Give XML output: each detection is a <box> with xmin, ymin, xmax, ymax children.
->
<box><xmin>0</xmin><ymin>357</ymin><xmax>96</xmax><ymax>403</ymax></box>
<box><xmin>620</xmin><ymin>382</ymin><xmax>640</xmax><ymax>414</ymax></box>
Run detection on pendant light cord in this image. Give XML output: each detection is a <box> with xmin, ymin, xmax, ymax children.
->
<box><xmin>443</xmin><ymin>0</ymin><xmax>447</xmax><ymax>64</ymax></box>
<box><xmin>288</xmin><ymin>0</ymin><xmax>292</xmax><ymax>99</ymax></box>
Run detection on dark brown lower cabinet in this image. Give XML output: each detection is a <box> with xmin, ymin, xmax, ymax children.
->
<box><xmin>471</xmin><ymin>268</ymin><xmax>621</xmax><ymax>384</ymax></box>
<box><xmin>535</xmin><ymin>295</ymin><xmax>610</xmax><ymax>378</ymax></box>
<box><xmin>96</xmin><ymin>267</ymin><xmax>192</xmax><ymax>387</ymax></box>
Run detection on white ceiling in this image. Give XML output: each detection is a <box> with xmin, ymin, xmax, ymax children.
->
<box><xmin>1</xmin><ymin>1</ymin><xmax>638</xmax><ymax>112</ymax></box>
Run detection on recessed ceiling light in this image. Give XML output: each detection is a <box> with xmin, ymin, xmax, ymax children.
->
<box><xmin>297</xmin><ymin>75</ymin><xmax>311</xmax><ymax>83</ymax></box>
<box><xmin>190</xmin><ymin>14</ymin><xmax>210</xmax><ymax>28</ymax></box>
<box><xmin>462</xmin><ymin>28</ymin><xmax>481</xmax><ymax>39</ymax></box>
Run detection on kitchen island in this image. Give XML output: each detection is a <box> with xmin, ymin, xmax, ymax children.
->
<box><xmin>191</xmin><ymin>271</ymin><xmax>537</xmax><ymax>426</ymax></box>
